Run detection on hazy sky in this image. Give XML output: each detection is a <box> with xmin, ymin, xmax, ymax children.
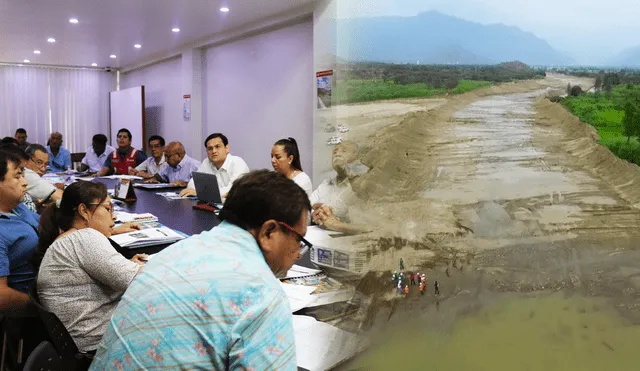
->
<box><xmin>337</xmin><ymin>0</ymin><xmax>640</xmax><ymax>65</ymax></box>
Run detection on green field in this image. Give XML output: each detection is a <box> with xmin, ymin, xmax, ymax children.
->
<box><xmin>562</xmin><ymin>86</ymin><xmax>640</xmax><ymax>164</ymax></box>
<box><xmin>333</xmin><ymin>79</ymin><xmax>492</xmax><ymax>104</ymax></box>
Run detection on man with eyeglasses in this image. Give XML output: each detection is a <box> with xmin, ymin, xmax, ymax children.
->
<box><xmin>24</xmin><ymin>144</ymin><xmax>63</xmax><ymax>203</ymax></box>
<box><xmin>92</xmin><ymin>170</ymin><xmax>311</xmax><ymax>370</ymax></box>
<box><xmin>180</xmin><ymin>133</ymin><xmax>250</xmax><ymax>198</ymax></box>
<box><xmin>129</xmin><ymin>135</ymin><xmax>167</xmax><ymax>179</ymax></box>
<box><xmin>146</xmin><ymin>141</ymin><xmax>200</xmax><ymax>186</ymax></box>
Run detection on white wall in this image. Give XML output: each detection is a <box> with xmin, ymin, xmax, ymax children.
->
<box><xmin>204</xmin><ymin>20</ymin><xmax>314</xmax><ymax>175</ymax></box>
<box><xmin>120</xmin><ymin>57</ymin><xmax>186</xmax><ymax>155</ymax></box>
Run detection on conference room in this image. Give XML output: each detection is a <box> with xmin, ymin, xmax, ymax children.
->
<box><xmin>0</xmin><ymin>0</ymin><xmax>367</xmax><ymax>370</ymax></box>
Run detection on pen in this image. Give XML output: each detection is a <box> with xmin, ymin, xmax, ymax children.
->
<box><xmin>156</xmin><ymin>229</ymin><xmax>168</xmax><ymax>237</ymax></box>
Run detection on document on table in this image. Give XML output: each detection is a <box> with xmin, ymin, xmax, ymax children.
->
<box><xmin>115</xmin><ymin>212</ymin><xmax>158</xmax><ymax>223</ymax></box>
<box><xmin>281</xmin><ymin>283</ymin><xmax>317</xmax><ymax>312</ymax></box>
<box><xmin>156</xmin><ymin>192</ymin><xmax>197</xmax><ymax>200</ymax></box>
<box><xmin>102</xmin><ymin>175</ymin><xmax>143</xmax><ymax>180</ymax></box>
<box><xmin>293</xmin><ymin>315</ymin><xmax>367</xmax><ymax>371</ymax></box>
<box><xmin>110</xmin><ymin>226</ymin><xmax>184</xmax><ymax>248</ymax></box>
<box><xmin>133</xmin><ymin>183</ymin><xmax>182</xmax><ymax>189</ymax></box>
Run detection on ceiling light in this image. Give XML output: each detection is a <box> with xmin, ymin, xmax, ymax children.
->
<box><xmin>23</xmin><ymin>59</ymin><xmax>30</xmax><ymax>63</ymax></box>
<box><xmin>47</xmin><ymin>38</ymin><xmax>56</xmax><ymax>43</ymax></box>
<box><xmin>134</xmin><ymin>44</ymin><xmax>142</xmax><ymax>49</ymax></box>
<box><xmin>69</xmin><ymin>18</ymin><xmax>79</xmax><ymax>24</ymax></box>
<box><xmin>172</xmin><ymin>28</ymin><xmax>180</xmax><ymax>33</ymax></box>
<box><xmin>220</xmin><ymin>7</ymin><xmax>229</xmax><ymax>12</ymax></box>
<box><xmin>33</xmin><ymin>50</ymin><xmax>41</xmax><ymax>54</ymax></box>
<box><xmin>110</xmin><ymin>54</ymin><xmax>117</xmax><ymax>59</ymax></box>
<box><xmin>91</xmin><ymin>63</ymin><xmax>98</xmax><ymax>67</ymax></box>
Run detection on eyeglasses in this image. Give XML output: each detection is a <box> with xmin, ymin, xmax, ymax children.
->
<box><xmin>31</xmin><ymin>158</ymin><xmax>47</xmax><ymax>169</ymax></box>
<box><xmin>89</xmin><ymin>201</ymin><xmax>114</xmax><ymax>217</ymax></box>
<box><xmin>278</xmin><ymin>221</ymin><xmax>312</xmax><ymax>256</ymax></box>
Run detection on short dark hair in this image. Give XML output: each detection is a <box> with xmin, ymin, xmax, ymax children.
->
<box><xmin>148</xmin><ymin>135</ymin><xmax>165</xmax><ymax>147</ymax></box>
<box><xmin>0</xmin><ymin>144</ymin><xmax>29</xmax><ymax>161</ymax></box>
<box><xmin>204</xmin><ymin>133</ymin><xmax>228</xmax><ymax>148</ymax></box>
<box><xmin>274</xmin><ymin>137</ymin><xmax>303</xmax><ymax>172</ymax></box>
<box><xmin>25</xmin><ymin>143</ymin><xmax>48</xmax><ymax>159</ymax></box>
<box><xmin>219</xmin><ymin>170</ymin><xmax>311</xmax><ymax>231</ymax></box>
<box><xmin>0</xmin><ymin>149</ymin><xmax>22</xmax><ymax>182</ymax></box>
<box><xmin>34</xmin><ymin>181</ymin><xmax>108</xmax><ymax>269</ymax></box>
<box><xmin>1</xmin><ymin>137</ymin><xmax>18</xmax><ymax>145</ymax></box>
<box><xmin>117</xmin><ymin>128</ymin><xmax>132</xmax><ymax>140</ymax></box>
<box><xmin>15</xmin><ymin>128</ymin><xmax>27</xmax><ymax>135</ymax></box>
<box><xmin>92</xmin><ymin>134</ymin><xmax>108</xmax><ymax>146</ymax></box>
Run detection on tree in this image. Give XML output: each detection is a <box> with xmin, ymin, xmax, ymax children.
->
<box><xmin>594</xmin><ymin>75</ymin><xmax>602</xmax><ymax>92</ymax></box>
<box><xmin>622</xmin><ymin>94</ymin><xmax>640</xmax><ymax>144</ymax></box>
<box><xmin>570</xmin><ymin>85</ymin><xmax>583</xmax><ymax>97</ymax></box>
<box><xmin>566</xmin><ymin>83</ymin><xmax>572</xmax><ymax>96</ymax></box>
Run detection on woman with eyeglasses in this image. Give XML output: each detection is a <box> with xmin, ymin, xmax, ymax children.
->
<box><xmin>33</xmin><ymin>181</ymin><xmax>147</xmax><ymax>353</ymax></box>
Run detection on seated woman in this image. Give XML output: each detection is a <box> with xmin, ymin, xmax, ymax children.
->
<box><xmin>271</xmin><ymin>137</ymin><xmax>312</xmax><ymax>198</ymax></box>
<box><xmin>34</xmin><ymin>181</ymin><xmax>146</xmax><ymax>353</ymax></box>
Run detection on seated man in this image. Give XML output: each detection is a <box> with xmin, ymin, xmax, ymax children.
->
<box><xmin>47</xmin><ymin>132</ymin><xmax>72</xmax><ymax>172</ymax></box>
<box><xmin>79</xmin><ymin>134</ymin><xmax>115</xmax><ymax>173</ymax></box>
<box><xmin>0</xmin><ymin>150</ymin><xmax>39</xmax><ymax>316</ymax></box>
<box><xmin>180</xmin><ymin>133</ymin><xmax>249</xmax><ymax>198</ymax></box>
<box><xmin>0</xmin><ymin>145</ymin><xmax>37</xmax><ymax>213</ymax></box>
<box><xmin>129</xmin><ymin>135</ymin><xmax>166</xmax><ymax>179</ymax></box>
<box><xmin>310</xmin><ymin>141</ymin><xmax>371</xmax><ymax>235</ymax></box>
<box><xmin>15</xmin><ymin>128</ymin><xmax>30</xmax><ymax>151</ymax></box>
<box><xmin>24</xmin><ymin>144</ymin><xmax>63</xmax><ymax>203</ymax></box>
<box><xmin>147</xmin><ymin>141</ymin><xmax>200</xmax><ymax>186</ymax></box>
<box><xmin>91</xmin><ymin>170</ymin><xmax>310</xmax><ymax>370</ymax></box>
<box><xmin>97</xmin><ymin>128</ymin><xmax>147</xmax><ymax>177</ymax></box>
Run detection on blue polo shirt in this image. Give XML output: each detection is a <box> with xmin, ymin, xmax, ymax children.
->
<box><xmin>0</xmin><ymin>203</ymin><xmax>39</xmax><ymax>293</ymax></box>
<box><xmin>47</xmin><ymin>146</ymin><xmax>72</xmax><ymax>172</ymax></box>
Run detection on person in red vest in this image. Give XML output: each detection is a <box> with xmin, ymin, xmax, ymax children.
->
<box><xmin>97</xmin><ymin>129</ymin><xmax>147</xmax><ymax>177</ymax></box>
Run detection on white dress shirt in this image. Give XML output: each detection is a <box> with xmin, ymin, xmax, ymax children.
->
<box><xmin>309</xmin><ymin>176</ymin><xmax>354</xmax><ymax>221</ymax></box>
<box><xmin>186</xmin><ymin>154</ymin><xmax>250</xmax><ymax>196</ymax></box>
<box><xmin>135</xmin><ymin>154</ymin><xmax>167</xmax><ymax>176</ymax></box>
<box><xmin>81</xmin><ymin>145</ymin><xmax>115</xmax><ymax>172</ymax></box>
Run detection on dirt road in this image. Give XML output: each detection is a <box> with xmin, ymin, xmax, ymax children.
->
<box><xmin>328</xmin><ymin>74</ymin><xmax>640</xmax><ymax>370</ymax></box>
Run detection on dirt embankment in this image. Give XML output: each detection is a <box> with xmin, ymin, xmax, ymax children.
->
<box><xmin>535</xmin><ymin>99</ymin><xmax>640</xmax><ymax>209</ymax></box>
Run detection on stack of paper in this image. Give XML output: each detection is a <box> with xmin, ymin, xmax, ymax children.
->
<box><xmin>281</xmin><ymin>273</ymin><xmax>355</xmax><ymax>310</ymax></box>
<box><xmin>283</xmin><ymin>264</ymin><xmax>322</xmax><ymax>280</ymax></box>
<box><xmin>293</xmin><ymin>315</ymin><xmax>367</xmax><ymax>371</ymax></box>
<box><xmin>102</xmin><ymin>175</ymin><xmax>143</xmax><ymax>180</ymax></box>
<box><xmin>110</xmin><ymin>226</ymin><xmax>185</xmax><ymax>249</ymax></box>
<box><xmin>115</xmin><ymin>212</ymin><xmax>158</xmax><ymax>223</ymax></box>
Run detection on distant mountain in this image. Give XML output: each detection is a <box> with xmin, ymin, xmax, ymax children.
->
<box><xmin>609</xmin><ymin>45</ymin><xmax>640</xmax><ymax>67</ymax></box>
<box><xmin>337</xmin><ymin>11</ymin><xmax>574</xmax><ymax>66</ymax></box>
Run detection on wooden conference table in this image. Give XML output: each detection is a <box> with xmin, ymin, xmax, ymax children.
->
<box><xmin>95</xmin><ymin>178</ymin><xmax>314</xmax><ymax>269</ymax></box>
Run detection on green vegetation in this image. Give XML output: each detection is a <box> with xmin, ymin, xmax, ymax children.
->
<box><xmin>561</xmin><ymin>84</ymin><xmax>640</xmax><ymax>164</ymax></box>
<box><xmin>333</xmin><ymin>79</ymin><xmax>491</xmax><ymax>104</ymax></box>
<box><xmin>333</xmin><ymin>61</ymin><xmax>540</xmax><ymax>104</ymax></box>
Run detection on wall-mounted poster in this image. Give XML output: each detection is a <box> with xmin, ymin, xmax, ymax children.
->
<box><xmin>183</xmin><ymin>94</ymin><xmax>191</xmax><ymax>120</ymax></box>
<box><xmin>316</xmin><ymin>70</ymin><xmax>333</xmax><ymax>109</ymax></box>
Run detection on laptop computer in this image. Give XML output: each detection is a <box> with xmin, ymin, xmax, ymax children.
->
<box><xmin>192</xmin><ymin>172</ymin><xmax>223</xmax><ymax>212</ymax></box>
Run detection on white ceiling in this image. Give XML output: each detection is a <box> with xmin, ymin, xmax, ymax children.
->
<box><xmin>0</xmin><ymin>0</ymin><xmax>316</xmax><ymax>69</ymax></box>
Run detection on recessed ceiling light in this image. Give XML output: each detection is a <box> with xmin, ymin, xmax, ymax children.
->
<box><xmin>33</xmin><ymin>50</ymin><xmax>41</xmax><ymax>54</ymax></box>
<box><xmin>47</xmin><ymin>38</ymin><xmax>56</xmax><ymax>43</ymax></box>
<box><xmin>23</xmin><ymin>59</ymin><xmax>30</xmax><ymax>63</ymax></box>
<box><xmin>110</xmin><ymin>54</ymin><xmax>117</xmax><ymax>59</ymax></box>
<box><xmin>220</xmin><ymin>7</ymin><xmax>230</xmax><ymax>12</ymax></box>
<box><xmin>91</xmin><ymin>63</ymin><xmax>98</xmax><ymax>67</ymax></box>
<box><xmin>134</xmin><ymin>44</ymin><xmax>142</xmax><ymax>49</ymax></box>
<box><xmin>69</xmin><ymin>18</ymin><xmax>79</xmax><ymax>24</ymax></box>
<box><xmin>172</xmin><ymin>28</ymin><xmax>180</xmax><ymax>33</ymax></box>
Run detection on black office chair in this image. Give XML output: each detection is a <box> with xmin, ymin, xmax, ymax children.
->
<box><xmin>28</xmin><ymin>286</ymin><xmax>93</xmax><ymax>371</ymax></box>
<box><xmin>23</xmin><ymin>341</ymin><xmax>62</xmax><ymax>371</ymax></box>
